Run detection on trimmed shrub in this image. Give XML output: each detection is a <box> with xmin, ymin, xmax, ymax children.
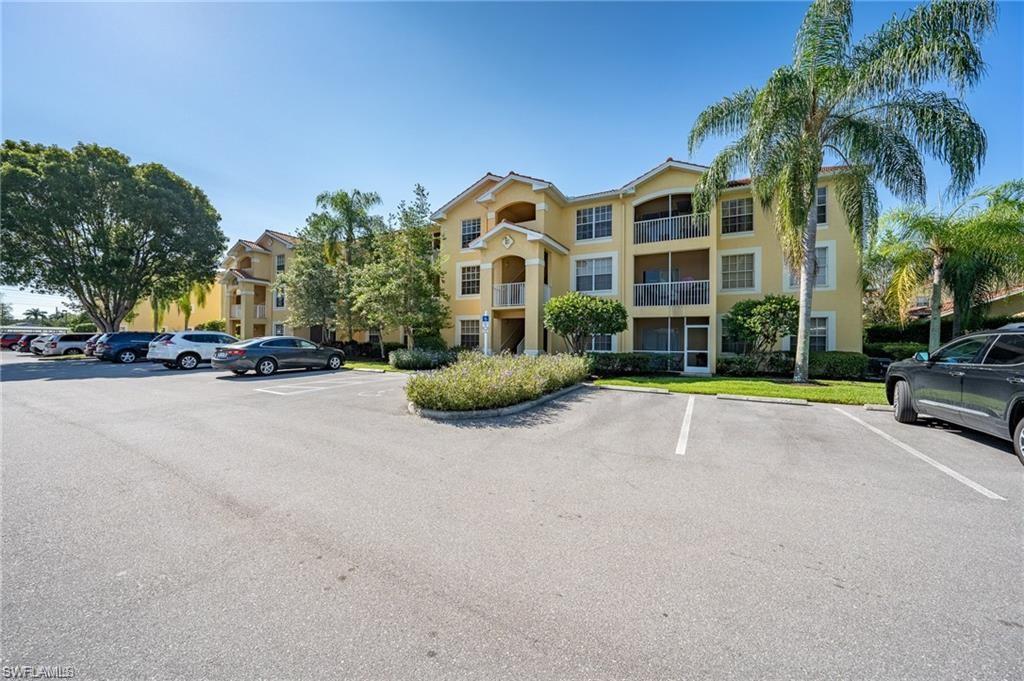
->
<box><xmin>586</xmin><ymin>352</ymin><xmax>654</xmax><ymax>376</ymax></box>
<box><xmin>863</xmin><ymin>341</ymin><xmax>928</xmax><ymax>360</ymax></box>
<box><xmin>808</xmin><ymin>351</ymin><xmax>869</xmax><ymax>379</ymax></box>
<box><xmin>195</xmin><ymin>319</ymin><xmax>227</xmax><ymax>332</ymax></box>
<box><xmin>412</xmin><ymin>333</ymin><xmax>448</xmax><ymax>352</ymax></box>
<box><xmin>381</xmin><ymin>342</ymin><xmax>406</xmax><ymax>359</ymax></box>
<box><xmin>389</xmin><ymin>348</ymin><xmax>455</xmax><ymax>370</ymax></box>
<box><xmin>716</xmin><ymin>352</ymin><xmax>793</xmax><ymax>376</ymax></box>
<box><xmin>406</xmin><ymin>352</ymin><xmax>590</xmax><ymax>411</ymax></box>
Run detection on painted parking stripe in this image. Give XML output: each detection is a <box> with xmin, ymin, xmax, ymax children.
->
<box><xmin>253</xmin><ymin>376</ymin><xmax>403</xmax><ymax>396</ymax></box>
<box><xmin>675</xmin><ymin>395</ymin><xmax>695</xmax><ymax>456</ymax></box>
<box><xmin>833</xmin><ymin>407</ymin><xmax>1006</xmax><ymax>501</ymax></box>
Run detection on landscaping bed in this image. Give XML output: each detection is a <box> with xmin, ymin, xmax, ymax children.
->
<box><xmin>406</xmin><ymin>352</ymin><xmax>590</xmax><ymax>412</ymax></box>
<box><xmin>593</xmin><ymin>375</ymin><xmax>887</xmax><ymax>405</ymax></box>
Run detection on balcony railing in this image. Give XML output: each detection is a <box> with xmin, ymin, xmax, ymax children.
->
<box><xmin>634</xmin><ymin>213</ymin><xmax>710</xmax><ymax>244</ymax></box>
<box><xmin>633</xmin><ymin>280</ymin><xmax>710</xmax><ymax>307</ymax></box>
<box><xmin>493</xmin><ymin>282</ymin><xmax>526</xmax><ymax>307</ymax></box>
<box><xmin>230</xmin><ymin>304</ymin><xmax>242</xmax><ymax>318</ymax></box>
<box><xmin>255</xmin><ymin>304</ymin><xmax>267</xmax><ymax>319</ymax></box>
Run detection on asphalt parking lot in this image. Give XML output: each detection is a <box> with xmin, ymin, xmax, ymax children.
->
<box><xmin>2</xmin><ymin>351</ymin><xmax>1022</xmax><ymax>680</ymax></box>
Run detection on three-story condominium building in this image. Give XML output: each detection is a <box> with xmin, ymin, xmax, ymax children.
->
<box><xmin>433</xmin><ymin>158</ymin><xmax>863</xmax><ymax>372</ymax></box>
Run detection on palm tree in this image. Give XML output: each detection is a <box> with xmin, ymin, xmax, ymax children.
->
<box><xmin>175</xmin><ymin>280</ymin><xmax>214</xmax><ymax>330</ymax></box>
<box><xmin>149</xmin><ymin>293</ymin><xmax>171</xmax><ymax>332</ymax></box>
<box><xmin>306</xmin><ymin>188</ymin><xmax>382</xmax><ymax>341</ymax></box>
<box><xmin>881</xmin><ymin>180</ymin><xmax>1024</xmax><ymax>349</ymax></box>
<box><xmin>688</xmin><ymin>0</ymin><xmax>994</xmax><ymax>381</ymax></box>
<box><xmin>24</xmin><ymin>307</ymin><xmax>47</xmax><ymax>322</ymax></box>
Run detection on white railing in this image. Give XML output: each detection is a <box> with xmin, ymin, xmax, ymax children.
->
<box><xmin>254</xmin><ymin>304</ymin><xmax>267</xmax><ymax>318</ymax></box>
<box><xmin>633</xmin><ymin>280</ymin><xmax>710</xmax><ymax>307</ymax></box>
<box><xmin>493</xmin><ymin>282</ymin><xmax>526</xmax><ymax>307</ymax></box>
<box><xmin>634</xmin><ymin>213</ymin><xmax>710</xmax><ymax>244</ymax></box>
<box><xmin>230</xmin><ymin>304</ymin><xmax>242</xmax><ymax>318</ymax></box>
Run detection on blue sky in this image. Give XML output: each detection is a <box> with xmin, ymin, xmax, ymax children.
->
<box><xmin>3</xmin><ymin>1</ymin><xmax>1021</xmax><ymax>314</ymax></box>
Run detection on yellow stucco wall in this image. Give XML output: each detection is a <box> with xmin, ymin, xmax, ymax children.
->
<box><xmin>127</xmin><ymin>289</ymin><xmax>223</xmax><ymax>332</ymax></box>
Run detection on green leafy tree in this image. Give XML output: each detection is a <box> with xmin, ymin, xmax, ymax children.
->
<box><xmin>1</xmin><ymin>141</ymin><xmax>226</xmax><ymax>332</ymax></box>
<box><xmin>306</xmin><ymin>188</ymin><xmax>383</xmax><ymax>341</ymax></box>
<box><xmin>723</xmin><ymin>296</ymin><xmax>800</xmax><ymax>370</ymax></box>
<box><xmin>275</xmin><ymin>236</ymin><xmax>342</xmax><ymax>338</ymax></box>
<box><xmin>352</xmin><ymin>184</ymin><xmax>449</xmax><ymax>356</ymax></box>
<box><xmin>174</xmin><ymin>280</ymin><xmax>215</xmax><ymax>330</ymax></box>
<box><xmin>0</xmin><ymin>297</ymin><xmax>14</xmax><ymax>325</ymax></box>
<box><xmin>543</xmin><ymin>291</ymin><xmax>629</xmax><ymax>355</ymax></box>
<box><xmin>688</xmin><ymin>0</ymin><xmax>994</xmax><ymax>380</ymax></box>
<box><xmin>880</xmin><ymin>180</ymin><xmax>1024</xmax><ymax>348</ymax></box>
<box><xmin>195</xmin><ymin>319</ymin><xmax>227</xmax><ymax>332</ymax></box>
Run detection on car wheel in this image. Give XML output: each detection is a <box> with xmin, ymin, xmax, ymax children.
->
<box><xmin>256</xmin><ymin>358</ymin><xmax>277</xmax><ymax>376</ymax></box>
<box><xmin>893</xmin><ymin>380</ymin><xmax>917</xmax><ymax>424</ymax></box>
<box><xmin>118</xmin><ymin>350</ymin><xmax>137</xmax><ymax>364</ymax></box>
<box><xmin>231</xmin><ymin>369</ymin><xmax>247</xmax><ymax>376</ymax></box>
<box><xmin>177</xmin><ymin>353</ymin><xmax>200</xmax><ymax>370</ymax></box>
<box><xmin>163</xmin><ymin>362</ymin><xmax>177</xmax><ymax>369</ymax></box>
<box><xmin>1013</xmin><ymin>417</ymin><xmax>1023</xmax><ymax>466</ymax></box>
<box><xmin>62</xmin><ymin>348</ymin><xmax>79</xmax><ymax>355</ymax></box>
<box><xmin>326</xmin><ymin>354</ymin><xmax>343</xmax><ymax>370</ymax></box>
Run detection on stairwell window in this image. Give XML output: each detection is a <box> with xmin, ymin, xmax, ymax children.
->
<box><xmin>721</xmin><ymin>253</ymin><xmax>755</xmax><ymax>291</ymax></box>
<box><xmin>576</xmin><ymin>205</ymin><xmax>612</xmax><ymax>241</ymax></box>
<box><xmin>461</xmin><ymin>218</ymin><xmax>481</xmax><ymax>248</ymax></box>
<box><xmin>459</xmin><ymin>264</ymin><xmax>480</xmax><ymax>297</ymax></box>
<box><xmin>459</xmin><ymin>319</ymin><xmax>481</xmax><ymax>348</ymax></box>
<box><xmin>276</xmin><ymin>254</ymin><xmax>286</xmax><ymax>273</ymax></box>
<box><xmin>816</xmin><ymin>186</ymin><xmax>827</xmax><ymax>225</ymax></box>
<box><xmin>575</xmin><ymin>256</ymin><xmax>613</xmax><ymax>294</ymax></box>
<box><xmin>721</xmin><ymin>198</ymin><xmax>753</xmax><ymax>234</ymax></box>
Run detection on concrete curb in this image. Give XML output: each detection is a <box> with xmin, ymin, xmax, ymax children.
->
<box><xmin>716</xmin><ymin>393</ymin><xmax>808</xmax><ymax>406</ymax></box>
<box><xmin>592</xmin><ymin>384</ymin><xmax>670</xmax><ymax>395</ymax></box>
<box><xmin>409</xmin><ymin>383</ymin><xmax>585</xmax><ymax>421</ymax></box>
<box><xmin>864</xmin><ymin>404</ymin><xmax>893</xmax><ymax>412</ymax></box>
<box><xmin>349</xmin><ymin>367</ymin><xmax>388</xmax><ymax>373</ymax></box>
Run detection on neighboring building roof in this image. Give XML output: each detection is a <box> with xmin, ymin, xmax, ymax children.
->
<box><xmin>222</xmin><ymin>269</ymin><xmax>271</xmax><ymax>284</ymax></box>
<box><xmin>260</xmin><ymin>229</ymin><xmax>300</xmax><ymax>247</ymax></box>
<box><xmin>465</xmin><ymin>220</ymin><xmax>570</xmax><ymax>255</ymax></box>
<box><xmin>907</xmin><ymin>284</ymin><xmax>1024</xmax><ymax>318</ymax></box>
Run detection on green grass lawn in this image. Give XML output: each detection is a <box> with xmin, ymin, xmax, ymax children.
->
<box><xmin>594</xmin><ymin>375</ymin><xmax>887</xmax><ymax>405</ymax></box>
<box><xmin>344</xmin><ymin>359</ymin><xmax>403</xmax><ymax>372</ymax></box>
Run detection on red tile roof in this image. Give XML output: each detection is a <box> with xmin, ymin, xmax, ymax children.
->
<box><xmin>726</xmin><ymin>165</ymin><xmax>850</xmax><ymax>187</ymax></box>
<box><xmin>264</xmin><ymin>229</ymin><xmax>300</xmax><ymax>245</ymax></box>
<box><xmin>224</xmin><ymin>268</ymin><xmax>271</xmax><ymax>284</ymax></box>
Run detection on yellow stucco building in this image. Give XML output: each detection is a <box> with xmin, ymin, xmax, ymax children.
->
<box><xmin>432</xmin><ymin>158</ymin><xmax>864</xmax><ymax>372</ymax></box>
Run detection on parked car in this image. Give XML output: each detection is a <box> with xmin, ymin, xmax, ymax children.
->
<box><xmin>211</xmin><ymin>336</ymin><xmax>345</xmax><ymax>376</ymax></box>
<box><xmin>14</xmin><ymin>334</ymin><xmax>40</xmax><ymax>353</ymax></box>
<box><xmin>40</xmin><ymin>332</ymin><xmax>94</xmax><ymax>356</ymax></box>
<box><xmin>94</xmin><ymin>331</ymin><xmax>160</xmax><ymax>363</ymax></box>
<box><xmin>147</xmin><ymin>331</ymin><xmax>240</xmax><ymax>369</ymax></box>
<box><xmin>886</xmin><ymin>323</ymin><xmax>1024</xmax><ymax>462</ymax></box>
<box><xmin>30</xmin><ymin>335</ymin><xmax>56</xmax><ymax>355</ymax></box>
<box><xmin>84</xmin><ymin>334</ymin><xmax>104</xmax><ymax>357</ymax></box>
<box><xmin>1</xmin><ymin>333</ymin><xmax>25</xmax><ymax>350</ymax></box>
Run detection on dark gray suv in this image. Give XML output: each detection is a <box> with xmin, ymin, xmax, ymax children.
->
<box><xmin>886</xmin><ymin>323</ymin><xmax>1024</xmax><ymax>462</ymax></box>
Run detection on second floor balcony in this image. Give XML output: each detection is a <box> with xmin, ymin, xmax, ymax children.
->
<box><xmin>633</xmin><ymin>280</ymin><xmax>710</xmax><ymax>307</ymax></box>
<box><xmin>634</xmin><ymin>213</ymin><xmax>710</xmax><ymax>245</ymax></box>
<box><xmin>493</xmin><ymin>282</ymin><xmax>526</xmax><ymax>308</ymax></box>
<box><xmin>633</xmin><ymin>250</ymin><xmax>710</xmax><ymax>307</ymax></box>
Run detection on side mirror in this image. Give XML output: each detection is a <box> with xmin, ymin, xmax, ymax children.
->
<box><xmin>913</xmin><ymin>351</ymin><xmax>930</xmax><ymax>362</ymax></box>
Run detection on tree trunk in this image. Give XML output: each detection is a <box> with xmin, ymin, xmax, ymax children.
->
<box><xmin>929</xmin><ymin>254</ymin><xmax>943</xmax><ymax>351</ymax></box>
<box><xmin>792</xmin><ymin>205</ymin><xmax>819</xmax><ymax>383</ymax></box>
<box><xmin>184</xmin><ymin>311</ymin><xmax>191</xmax><ymax>331</ymax></box>
<box><xmin>377</xmin><ymin>330</ymin><xmax>385</xmax><ymax>360</ymax></box>
<box><xmin>951</xmin><ymin>300</ymin><xmax>963</xmax><ymax>340</ymax></box>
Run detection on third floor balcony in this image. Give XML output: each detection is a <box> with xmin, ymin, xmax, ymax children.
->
<box><xmin>633</xmin><ymin>192</ymin><xmax>709</xmax><ymax>244</ymax></box>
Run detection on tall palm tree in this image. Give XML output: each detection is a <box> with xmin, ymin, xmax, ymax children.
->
<box><xmin>688</xmin><ymin>0</ymin><xmax>994</xmax><ymax>381</ymax></box>
<box><xmin>175</xmin><ymin>280</ymin><xmax>214</xmax><ymax>330</ymax></box>
<box><xmin>149</xmin><ymin>293</ymin><xmax>171</xmax><ymax>332</ymax></box>
<box><xmin>306</xmin><ymin>188</ymin><xmax>382</xmax><ymax>341</ymax></box>
<box><xmin>24</xmin><ymin>307</ymin><xmax>47</xmax><ymax>322</ymax></box>
<box><xmin>881</xmin><ymin>180</ymin><xmax>1024</xmax><ymax>348</ymax></box>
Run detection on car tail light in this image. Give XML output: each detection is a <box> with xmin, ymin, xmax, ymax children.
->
<box><xmin>226</xmin><ymin>348</ymin><xmax>246</xmax><ymax>356</ymax></box>
<box><xmin>48</xmin><ymin>341</ymin><xmax>57</xmax><ymax>348</ymax></box>
<box><xmin>160</xmin><ymin>339</ymin><xmax>175</xmax><ymax>345</ymax></box>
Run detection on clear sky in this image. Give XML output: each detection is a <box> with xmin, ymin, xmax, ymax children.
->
<box><xmin>3</xmin><ymin>1</ymin><xmax>1021</xmax><ymax>314</ymax></box>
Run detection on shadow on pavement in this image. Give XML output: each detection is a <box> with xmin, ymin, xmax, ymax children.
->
<box><xmin>430</xmin><ymin>388</ymin><xmax>598</xmax><ymax>430</ymax></box>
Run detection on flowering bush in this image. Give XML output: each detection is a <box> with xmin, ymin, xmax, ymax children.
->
<box><xmin>389</xmin><ymin>348</ymin><xmax>455</xmax><ymax>370</ymax></box>
<box><xmin>405</xmin><ymin>352</ymin><xmax>590</xmax><ymax>411</ymax></box>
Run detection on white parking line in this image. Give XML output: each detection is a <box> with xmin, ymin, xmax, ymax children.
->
<box><xmin>833</xmin><ymin>408</ymin><xmax>1006</xmax><ymax>501</ymax></box>
<box><xmin>675</xmin><ymin>395</ymin><xmax>695</xmax><ymax>456</ymax></box>
<box><xmin>252</xmin><ymin>375</ymin><xmax>403</xmax><ymax>396</ymax></box>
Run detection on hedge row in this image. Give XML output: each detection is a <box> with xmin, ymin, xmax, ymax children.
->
<box><xmin>389</xmin><ymin>348</ymin><xmax>456</xmax><ymax>370</ymax></box>
<box><xmin>863</xmin><ymin>341</ymin><xmax>928</xmax><ymax>360</ymax></box>
<box><xmin>589</xmin><ymin>351</ymin><xmax>871</xmax><ymax>380</ymax></box>
<box><xmin>865</xmin><ymin>315</ymin><xmax>1019</xmax><ymax>343</ymax></box>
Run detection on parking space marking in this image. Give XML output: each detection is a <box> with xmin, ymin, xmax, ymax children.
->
<box><xmin>833</xmin><ymin>408</ymin><xmax>1006</xmax><ymax>501</ymax></box>
<box><xmin>675</xmin><ymin>395</ymin><xmax>695</xmax><ymax>456</ymax></box>
<box><xmin>251</xmin><ymin>374</ymin><xmax>404</xmax><ymax>396</ymax></box>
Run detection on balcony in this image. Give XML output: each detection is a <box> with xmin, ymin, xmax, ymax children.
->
<box><xmin>230</xmin><ymin>304</ymin><xmax>242</xmax><ymax>318</ymax></box>
<box><xmin>493</xmin><ymin>282</ymin><xmax>526</xmax><ymax>308</ymax></box>
<box><xmin>255</xmin><ymin>304</ymin><xmax>267</xmax><ymax>319</ymax></box>
<box><xmin>634</xmin><ymin>280</ymin><xmax>710</xmax><ymax>307</ymax></box>
<box><xmin>634</xmin><ymin>213</ymin><xmax>710</xmax><ymax>245</ymax></box>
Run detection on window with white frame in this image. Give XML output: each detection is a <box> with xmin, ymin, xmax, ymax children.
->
<box><xmin>575</xmin><ymin>256</ymin><xmax>613</xmax><ymax>293</ymax></box>
<box><xmin>273</xmin><ymin>323</ymin><xmax>284</xmax><ymax>336</ymax></box>
<box><xmin>785</xmin><ymin>315</ymin><xmax>830</xmax><ymax>353</ymax></box>
<box><xmin>461</xmin><ymin>218</ymin><xmax>481</xmax><ymax>248</ymax></box>
<box><xmin>368</xmin><ymin>329</ymin><xmax>381</xmax><ymax>345</ymax></box>
<box><xmin>460</xmin><ymin>265</ymin><xmax>480</xmax><ymax>296</ymax></box>
<box><xmin>588</xmin><ymin>334</ymin><xmax>613</xmax><ymax>352</ymax></box>
<box><xmin>721</xmin><ymin>253</ymin><xmax>755</xmax><ymax>290</ymax></box>
<box><xmin>816</xmin><ymin>186</ymin><xmax>827</xmax><ymax>224</ymax></box>
<box><xmin>721</xmin><ymin>198</ymin><xmax>754</xmax><ymax>234</ymax></box>
<box><xmin>276</xmin><ymin>254</ymin><xmax>286</xmax><ymax>273</ymax></box>
<box><xmin>459</xmin><ymin>319</ymin><xmax>481</xmax><ymax>348</ymax></box>
<box><xmin>274</xmin><ymin>289</ymin><xmax>286</xmax><ymax>308</ymax></box>
<box><xmin>788</xmin><ymin>245</ymin><xmax>829</xmax><ymax>288</ymax></box>
<box><xmin>720</xmin><ymin>321</ymin><xmax>750</xmax><ymax>355</ymax></box>
<box><xmin>576</xmin><ymin>205</ymin><xmax>613</xmax><ymax>241</ymax></box>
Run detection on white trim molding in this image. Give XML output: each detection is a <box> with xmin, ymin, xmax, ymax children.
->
<box><xmin>782</xmin><ymin>311</ymin><xmax>837</xmax><ymax>352</ymax></box>
<box><xmin>718</xmin><ymin>246</ymin><xmax>762</xmax><ymax>295</ymax></box>
<box><xmin>570</xmin><ymin>250</ymin><xmax>619</xmax><ymax>297</ymax></box>
<box><xmin>456</xmin><ymin>261</ymin><xmax>482</xmax><ymax>299</ymax></box>
<box><xmin>782</xmin><ymin>240</ymin><xmax>836</xmax><ymax>292</ymax></box>
<box><xmin>630</xmin><ymin>186</ymin><xmax>696</xmax><ymax>207</ymax></box>
<box><xmin>466</xmin><ymin>220</ymin><xmax>570</xmax><ymax>255</ymax></box>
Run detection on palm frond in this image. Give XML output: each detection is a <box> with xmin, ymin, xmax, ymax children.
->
<box><xmin>692</xmin><ymin>136</ymin><xmax>750</xmax><ymax>213</ymax></box>
<box><xmin>794</xmin><ymin>0</ymin><xmax>853</xmax><ymax>75</ymax></box>
<box><xmin>687</xmin><ymin>89</ymin><xmax>756</xmax><ymax>155</ymax></box>
<box><xmin>827</xmin><ymin>114</ymin><xmax>926</xmax><ymax>201</ymax></box>
<box><xmin>832</xmin><ymin>165</ymin><xmax>880</xmax><ymax>257</ymax></box>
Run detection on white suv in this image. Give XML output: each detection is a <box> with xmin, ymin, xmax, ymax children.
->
<box><xmin>40</xmin><ymin>332</ymin><xmax>95</xmax><ymax>356</ymax></box>
<box><xmin>148</xmin><ymin>331</ymin><xmax>239</xmax><ymax>369</ymax></box>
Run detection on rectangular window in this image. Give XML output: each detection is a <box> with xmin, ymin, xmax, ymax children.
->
<box><xmin>273</xmin><ymin>323</ymin><xmax>284</xmax><ymax>336</ymax></box>
<box><xmin>575</xmin><ymin>257</ymin><xmax>613</xmax><ymax>293</ymax></box>
<box><xmin>789</xmin><ymin>246</ymin><xmax>828</xmax><ymax>288</ymax></box>
<box><xmin>276</xmin><ymin>254</ymin><xmax>285</xmax><ymax>273</ymax></box>
<box><xmin>432</xmin><ymin>232</ymin><xmax>441</xmax><ymax>251</ymax></box>
<box><xmin>589</xmin><ymin>334</ymin><xmax>613</xmax><ymax>352</ymax></box>
<box><xmin>274</xmin><ymin>290</ymin><xmax>286</xmax><ymax>308</ymax></box>
<box><xmin>459</xmin><ymin>319</ymin><xmax>481</xmax><ymax>348</ymax></box>
<box><xmin>368</xmin><ymin>329</ymin><xmax>381</xmax><ymax>345</ymax></box>
<box><xmin>460</xmin><ymin>265</ymin><xmax>480</xmax><ymax>296</ymax></box>
<box><xmin>721</xmin><ymin>198</ymin><xmax>754</xmax><ymax>234</ymax></box>
<box><xmin>576</xmin><ymin>205</ymin><xmax>613</xmax><ymax>241</ymax></box>
<box><xmin>461</xmin><ymin>218</ymin><xmax>481</xmax><ymax>248</ymax></box>
<box><xmin>721</xmin><ymin>325</ymin><xmax>750</xmax><ymax>355</ymax></box>
<box><xmin>809</xmin><ymin>316</ymin><xmax>828</xmax><ymax>352</ymax></box>
<box><xmin>816</xmin><ymin>186</ymin><xmax>827</xmax><ymax>225</ymax></box>
<box><xmin>721</xmin><ymin>253</ymin><xmax>755</xmax><ymax>290</ymax></box>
